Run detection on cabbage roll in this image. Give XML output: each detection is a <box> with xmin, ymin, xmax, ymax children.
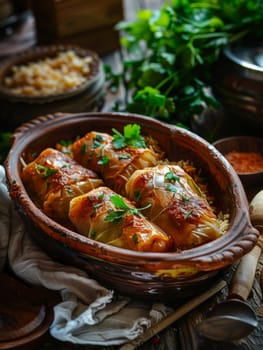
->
<box><xmin>71</xmin><ymin>126</ymin><xmax>163</xmax><ymax>195</ymax></box>
<box><xmin>126</xmin><ymin>164</ymin><xmax>228</xmax><ymax>250</ymax></box>
<box><xmin>22</xmin><ymin>148</ymin><xmax>103</xmax><ymax>223</ymax></box>
<box><xmin>69</xmin><ymin>186</ymin><xmax>172</xmax><ymax>252</ymax></box>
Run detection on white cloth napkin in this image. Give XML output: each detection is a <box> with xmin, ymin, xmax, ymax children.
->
<box><xmin>0</xmin><ymin>165</ymin><xmax>172</xmax><ymax>346</ymax></box>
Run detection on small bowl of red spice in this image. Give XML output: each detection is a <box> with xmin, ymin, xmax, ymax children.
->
<box><xmin>213</xmin><ymin>136</ymin><xmax>263</xmax><ymax>190</ymax></box>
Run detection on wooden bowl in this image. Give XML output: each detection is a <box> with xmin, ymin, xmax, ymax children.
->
<box><xmin>0</xmin><ymin>45</ymin><xmax>105</xmax><ymax>131</ymax></box>
<box><xmin>4</xmin><ymin>112</ymin><xmax>259</xmax><ymax>301</ymax></box>
<box><xmin>213</xmin><ymin>136</ymin><xmax>263</xmax><ymax>190</ymax></box>
<box><xmin>0</xmin><ymin>273</ymin><xmax>54</xmax><ymax>350</ymax></box>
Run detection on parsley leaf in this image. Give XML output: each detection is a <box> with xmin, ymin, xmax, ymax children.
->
<box><xmin>35</xmin><ymin>164</ymin><xmax>57</xmax><ymax>179</ymax></box>
<box><xmin>165</xmin><ymin>171</ymin><xmax>180</xmax><ymax>182</ymax></box>
<box><xmin>110</xmin><ymin>194</ymin><xmax>130</xmax><ymax>209</ymax></box>
<box><xmin>97</xmin><ymin>156</ymin><xmax>110</xmax><ymax>165</ymax></box>
<box><xmin>58</xmin><ymin>139</ymin><xmax>73</xmax><ymax>147</ymax></box>
<box><xmin>104</xmin><ymin>194</ymin><xmax>151</xmax><ymax>223</ymax></box>
<box><xmin>112</xmin><ymin>124</ymin><xmax>146</xmax><ymax>149</ymax></box>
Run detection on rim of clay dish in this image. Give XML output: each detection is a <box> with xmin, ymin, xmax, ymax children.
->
<box><xmin>5</xmin><ymin>112</ymin><xmax>259</xmax><ymax>271</ymax></box>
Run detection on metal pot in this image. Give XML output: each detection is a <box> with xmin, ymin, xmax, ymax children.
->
<box><xmin>212</xmin><ymin>43</ymin><xmax>263</xmax><ymax>129</ymax></box>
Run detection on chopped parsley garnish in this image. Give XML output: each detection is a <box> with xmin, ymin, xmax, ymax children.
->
<box><xmin>104</xmin><ymin>194</ymin><xmax>151</xmax><ymax>223</ymax></box>
<box><xmin>184</xmin><ymin>210</ymin><xmax>193</xmax><ymax>220</ymax></box>
<box><xmin>97</xmin><ymin>156</ymin><xmax>110</xmax><ymax>165</ymax></box>
<box><xmin>93</xmin><ymin>202</ymin><xmax>103</xmax><ymax>210</ymax></box>
<box><xmin>165</xmin><ymin>183</ymin><xmax>177</xmax><ymax>193</ymax></box>
<box><xmin>164</xmin><ymin>171</ymin><xmax>180</xmax><ymax>192</ymax></box>
<box><xmin>80</xmin><ymin>142</ymin><xmax>88</xmax><ymax>155</ymax></box>
<box><xmin>92</xmin><ymin>134</ymin><xmax>104</xmax><ymax>150</ymax></box>
<box><xmin>132</xmin><ymin>234</ymin><xmax>139</xmax><ymax>245</ymax></box>
<box><xmin>66</xmin><ymin>187</ymin><xmax>74</xmax><ymax>194</ymax></box>
<box><xmin>134</xmin><ymin>190</ymin><xmax>142</xmax><ymax>201</ymax></box>
<box><xmin>95</xmin><ymin>134</ymin><xmax>104</xmax><ymax>142</ymax></box>
<box><xmin>35</xmin><ymin>164</ymin><xmax>57</xmax><ymax>179</ymax></box>
<box><xmin>118</xmin><ymin>154</ymin><xmax>131</xmax><ymax>160</ymax></box>
<box><xmin>112</xmin><ymin>124</ymin><xmax>146</xmax><ymax>149</ymax></box>
<box><xmin>58</xmin><ymin>139</ymin><xmax>73</xmax><ymax>146</ymax></box>
<box><xmin>90</xmin><ymin>197</ymin><xmax>104</xmax><ymax>216</ymax></box>
<box><xmin>90</xmin><ymin>230</ymin><xmax>97</xmax><ymax>239</ymax></box>
<box><xmin>31</xmin><ymin>152</ymin><xmax>38</xmax><ymax>159</ymax></box>
<box><xmin>165</xmin><ymin>171</ymin><xmax>180</xmax><ymax>182</ymax></box>
<box><xmin>92</xmin><ymin>140</ymin><xmax>102</xmax><ymax>149</ymax></box>
<box><xmin>105</xmin><ymin>209</ymin><xmax>126</xmax><ymax>224</ymax></box>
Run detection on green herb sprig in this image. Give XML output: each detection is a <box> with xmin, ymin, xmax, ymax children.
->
<box><xmin>112</xmin><ymin>124</ymin><xmax>146</xmax><ymax>149</ymax></box>
<box><xmin>35</xmin><ymin>164</ymin><xmax>57</xmax><ymax>179</ymax></box>
<box><xmin>104</xmin><ymin>194</ymin><xmax>150</xmax><ymax>223</ymax></box>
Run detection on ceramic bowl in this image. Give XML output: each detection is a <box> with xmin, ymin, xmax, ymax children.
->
<box><xmin>0</xmin><ymin>45</ymin><xmax>105</xmax><ymax>131</ymax></box>
<box><xmin>213</xmin><ymin>136</ymin><xmax>263</xmax><ymax>191</ymax></box>
<box><xmin>4</xmin><ymin>112</ymin><xmax>259</xmax><ymax>301</ymax></box>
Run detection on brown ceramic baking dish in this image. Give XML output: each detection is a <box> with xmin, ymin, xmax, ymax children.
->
<box><xmin>4</xmin><ymin>112</ymin><xmax>259</xmax><ymax>300</ymax></box>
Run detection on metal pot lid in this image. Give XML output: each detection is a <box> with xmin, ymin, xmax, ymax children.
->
<box><xmin>224</xmin><ymin>45</ymin><xmax>263</xmax><ymax>78</ymax></box>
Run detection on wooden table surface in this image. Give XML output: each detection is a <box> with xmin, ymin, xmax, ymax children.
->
<box><xmin>0</xmin><ymin>3</ymin><xmax>262</xmax><ymax>350</ymax></box>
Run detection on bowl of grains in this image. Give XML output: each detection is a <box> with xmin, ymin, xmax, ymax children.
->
<box><xmin>0</xmin><ymin>45</ymin><xmax>105</xmax><ymax>131</ymax></box>
<box><xmin>213</xmin><ymin>136</ymin><xmax>263</xmax><ymax>190</ymax></box>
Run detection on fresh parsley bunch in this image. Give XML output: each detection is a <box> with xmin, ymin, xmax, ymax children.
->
<box><xmin>106</xmin><ymin>0</ymin><xmax>263</xmax><ymax>132</ymax></box>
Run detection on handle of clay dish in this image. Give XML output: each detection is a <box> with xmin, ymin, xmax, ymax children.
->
<box><xmin>229</xmin><ymin>189</ymin><xmax>263</xmax><ymax>301</ymax></box>
<box><xmin>10</xmin><ymin>113</ymin><xmax>74</xmax><ymax>144</ymax></box>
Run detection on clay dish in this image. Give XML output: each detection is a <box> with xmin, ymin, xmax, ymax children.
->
<box><xmin>4</xmin><ymin>112</ymin><xmax>259</xmax><ymax>301</ymax></box>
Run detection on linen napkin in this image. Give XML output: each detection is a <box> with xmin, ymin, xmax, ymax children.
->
<box><xmin>0</xmin><ymin>165</ymin><xmax>172</xmax><ymax>346</ymax></box>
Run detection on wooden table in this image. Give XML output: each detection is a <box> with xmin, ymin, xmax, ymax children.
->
<box><xmin>30</xmin><ymin>258</ymin><xmax>262</xmax><ymax>350</ymax></box>
<box><xmin>0</xmin><ymin>5</ymin><xmax>262</xmax><ymax>350</ymax></box>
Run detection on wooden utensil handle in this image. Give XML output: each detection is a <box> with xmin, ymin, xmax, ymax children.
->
<box><xmin>249</xmin><ymin>189</ymin><xmax>263</xmax><ymax>227</ymax></box>
<box><xmin>229</xmin><ymin>189</ymin><xmax>263</xmax><ymax>300</ymax></box>
<box><xmin>229</xmin><ymin>243</ymin><xmax>262</xmax><ymax>300</ymax></box>
<box><xmin>118</xmin><ymin>280</ymin><xmax>226</xmax><ymax>350</ymax></box>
